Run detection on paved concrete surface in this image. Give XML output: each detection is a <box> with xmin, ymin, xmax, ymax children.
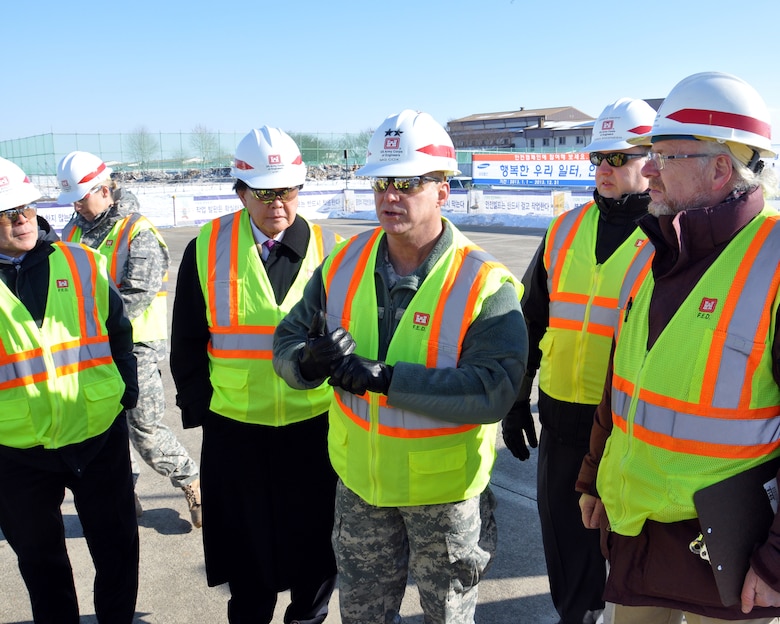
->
<box><xmin>0</xmin><ymin>219</ymin><xmax>560</xmax><ymax>624</ymax></box>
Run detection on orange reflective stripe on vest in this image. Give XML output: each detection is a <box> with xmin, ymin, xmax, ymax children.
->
<box><xmin>203</xmin><ymin>212</ymin><xmax>274</xmax><ymax>360</ymax></box>
<box><xmin>613</xmin><ymin>217</ymin><xmax>780</xmax><ymax>459</ymax></box>
<box><xmin>546</xmin><ymin>204</ymin><xmax>649</xmax><ymax>338</ymax></box>
<box><xmin>333</xmin><ymin>389</ymin><xmax>477</xmax><ymax>438</ymax></box>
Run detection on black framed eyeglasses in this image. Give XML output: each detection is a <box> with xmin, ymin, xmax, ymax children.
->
<box><xmin>249</xmin><ymin>185</ymin><xmax>302</xmax><ymax>204</ymax></box>
<box><xmin>0</xmin><ymin>205</ymin><xmax>36</xmax><ymax>226</ymax></box>
<box><xmin>370</xmin><ymin>176</ymin><xmax>444</xmax><ymax>194</ymax></box>
<box><xmin>589</xmin><ymin>152</ymin><xmax>647</xmax><ymax>168</ymax></box>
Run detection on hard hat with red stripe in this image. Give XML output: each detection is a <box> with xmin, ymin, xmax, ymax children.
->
<box><xmin>629</xmin><ymin>72</ymin><xmax>775</xmax><ymax>158</ymax></box>
<box><xmin>0</xmin><ymin>157</ymin><xmax>41</xmax><ymax>211</ymax></box>
<box><xmin>57</xmin><ymin>151</ymin><xmax>113</xmax><ymax>204</ymax></box>
<box><xmin>356</xmin><ymin>110</ymin><xmax>461</xmax><ymax>177</ymax></box>
<box><xmin>231</xmin><ymin>126</ymin><xmax>306</xmax><ymax>189</ymax></box>
<box><xmin>585</xmin><ymin>97</ymin><xmax>657</xmax><ymax>152</ymax></box>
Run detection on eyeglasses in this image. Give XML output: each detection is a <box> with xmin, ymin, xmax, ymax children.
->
<box><xmin>646</xmin><ymin>152</ymin><xmax>713</xmax><ymax>170</ymax></box>
<box><xmin>370</xmin><ymin>176</ymin><xmax>444</xmax><ymax>194</ymax></box>
<box><xmin>589</xmin><ymin>152</ymin><xmax>647</xmax><ymax>168</ymax></box>
<box><xmin>249</xmin><ymin>185</ymin><xmax>302</xmax><ymax>204</ymax></box>
<box><xmin>75</xmin><ymin>184</ymin><xmax>104</xmax><ymax>204</ymax></box>
<box><xmin>0</xmin><ymin>205</ymin><xmax>36</xmax><ymax>226</ymax></box>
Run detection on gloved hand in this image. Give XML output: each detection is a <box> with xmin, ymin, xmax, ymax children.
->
<box><xmin>298</xmin><ymin>311</ymin><xmax>356</xmax><ymax>381</ymax></box>
<box><xmin>329</xmin><ymin>354</ymin><xmax>393</xmax><ymax>396</ymax></box>
<box><xmin>502</xmin><ymin>399</ymin><xmax>538</xmax><ymax>461</ymax></box>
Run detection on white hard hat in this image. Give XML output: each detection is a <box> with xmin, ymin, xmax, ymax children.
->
<box><xmin>356</xmin><ymin>110</ymin><xmax>461</xmax><ymax>177</ymax></box>
<box><xmin>231</xmin><ymin>126</ymin><xmax>306</xmax><ymax>188</ymax></box>
<box><xmin>585</xmin><ymin>98</ymin><xmax>657</xmax><ymax>152</ymax></box>
<box><xmin>0</xmin><ymin>157</ymin><xmax>42</xmax><ymax>211</ymax></box>
<box><xmin>57</xmin><ymin>151</ymin><xmax>113</xmax><ymax>204</ymax></box>
<box><xmin>629</xmin><ymin>71</ymin><xmax>775</xmax><ymax>158</ymax></box>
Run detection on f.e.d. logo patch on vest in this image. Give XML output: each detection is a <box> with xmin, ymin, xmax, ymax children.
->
<box><xmin>105</xmin><ymin>239</ymin><xmax>115</xmax><ymax>247</ymax></box>
<box><xmin>413</xmin><ymin>312</ymin><xmax>430</xmax><ymax>331</ymax></box>
<box><xmin>697</xmin><ymin>297</ymin><xmax>718</xmax><ymax>320</ymax></box>
<box><xmin>56</xmin><ymin>279</ymin><xmax>69</xmax><ymax>290</ymax></box>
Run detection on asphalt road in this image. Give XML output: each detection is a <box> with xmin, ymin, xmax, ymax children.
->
<box><xmin>0</xmin><ymin>218</ymin><xmax>559</xmax><ymax>624</ymax></box>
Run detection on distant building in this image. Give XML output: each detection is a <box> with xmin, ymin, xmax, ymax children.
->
<box><xmin>447</xmin><ymin>107</ymin><xmax>595</xmax><ymax>152</ymax></box>
<box><xmin>447</xmin><ymin>100</ymin><xmax>664</xmax><ymax>152</ymax></box>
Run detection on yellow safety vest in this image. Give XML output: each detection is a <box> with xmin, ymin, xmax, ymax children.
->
<box><xmin>599</xmin><ymin>208</ymin><xmax>780</xmax><ymax>536</ymax></box>
<box><xmin>0</xmin><ymin>242</ymin><xmax>126</xmax><ymax>449</ymax></box>
<box><xmin>64</xmin><ymin>214</ymin><xmax>168</xmax><ymax>342</ymax></box>
<box><xmin>196</xmin><ymin>210</ymin><xmax>337</xmax><ymax>425</ymax></box>
<box><xmin>540</xmin><ymin>201</ymin><xmax>649</xmax><ymax>403</ymax></box>
<box><xmin>322</xmin><ymin>221</ymin><xmax>522</xmax><ymax>506</ymax></box>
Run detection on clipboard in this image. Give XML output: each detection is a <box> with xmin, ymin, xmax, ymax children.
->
<box><xmin>693</xmin><ymin>456</ymin><xmax>780</xmax><ymax>606</ymax></box>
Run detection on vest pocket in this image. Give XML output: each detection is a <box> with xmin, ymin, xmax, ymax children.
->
<box><xmin>0</xmin><ymin>397</ymin><xmax>36</xmax><ymax>447</ymax></box>
<box><xmin>210</xmin><ymin>365</ymin><xmax>249</xmax><ymax>415</ymax></box>
<box><xmin>409</xmin><ymin>445</ymin><xmax>467</xmax><ymax>502</ymax></box>
<box><xmin>83</xmin><ymin>376</ymin><xmax>124</xmax><ymax>435</ymax></box>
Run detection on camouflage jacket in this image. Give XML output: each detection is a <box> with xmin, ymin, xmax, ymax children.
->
<box><xmin>63</xmin><ymin>188</ymin><xmax>169</xmax><ymax>322</ymax></box>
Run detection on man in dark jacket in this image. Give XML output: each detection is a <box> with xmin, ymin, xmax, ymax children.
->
<box><xmin>578</xmin><ymin>72</ymin><xmax>780</xmax><ymax>622</ymax></box>
<box><xmin>504</xmin><ymin>98</ymin><xmax>656</xmax><ymax>624</ymax></box>
<box><xmin>170</xmin><ymin>127</ymin><xmax>341</xmax><ymax>624</ymax></box>
<box><xmin>0</xmin><ymin>157</ymin><xmax>139</xmax><ymax>623</ymax></box>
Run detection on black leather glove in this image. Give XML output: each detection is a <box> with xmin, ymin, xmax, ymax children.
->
<box><xmin>502</xmin><ymin>399</ymin><xmax>538</xmax><ymax>461</ymax></box>
<box><xmin>299</xmin><ymin>311</ymin><xmax>356</xmax><ymax>381</ymax></box>
<box><xmin>329</xmin><ymin>354</ymin><xmax>393</xmax><ymax>396</ymax></box>
<box><xmin>502</xmin><ymin>372</ymin><xmax>538</xmax><ymax>461</ymax></box>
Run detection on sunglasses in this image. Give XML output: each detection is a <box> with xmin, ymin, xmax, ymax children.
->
<box><xmin>589</xmin><ymin>152</ymin><xmax>647</xmax><ymax>168</ymax></box>
<box><xmin>0</xmin><ymin>205</ymin><xmax>36</xmax><ymax>226</ymax></box>
<box><xmin>370</xmin><ymin>176</ymin><xmax>443</xmax><ymax>194</ymax></box>
<box><xmin>75</xmin><ymin>183</ymin><xmax>105</xmax><ymax>204</ymax></box>
<box><xmin>249</xmin><ymin>185</ymin><xmax>302</xmax><ymax>204</ymax></box>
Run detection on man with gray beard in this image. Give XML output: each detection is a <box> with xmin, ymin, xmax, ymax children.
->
<box><xmin>577</xmin><ymin>72</ymin><xmax>780</xmax><ymax>623</ymax></box>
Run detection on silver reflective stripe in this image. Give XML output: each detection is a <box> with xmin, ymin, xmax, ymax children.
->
<box><xmin>210</xmin><ymin>332</ymin><xmax>273</xmax><ymax>352</ymax></box>
<box><xmin>545</xmin><ymin>207</ymin><xmax>582</xmax><ymax>287</ymax></box>
<box><xmin>337</xmin><ymin>388</ymin><xmax>468</xmax><ymax>432</ymax></box>
<box><xmin>326</xmin><ymin>229</ymin><xmax>376</xmax><ymax>328</ymax></box>
<box><xmin>616</xmin><ymin>244</ymin><xmax>655</xmax><ymax>333</ymax></box>
<box><xmin>549</xmin><ymin>299</ymin><xmax>617</xmax><ymax>328</ymax></box>
<box><xmin>631</xmin><ymin>395</ymin><xmax>780</xmax><ymax>446</ymax></box>
<box><xmin>210</xmin><ymin>212</ymin><xmax>240</xmax><ymax>327</ymax></box>
<box><xmin>51</xmin><ymin>342</ymin><xmax>113</xmax><ymax>370</ymax></box>
<box><xmin>0</xmin><ymin>357</ymin><xmax>47</xmax><ymax>386</ymax></box>
<box><xmin>435</xmin><ymin>248</ymin><xmax>491</xmax><ymax>368</ymax></box>
<box><xmin>59</xmin><ymin>244</ymin><xmax>101</xmax><ymax>338</ymax></box>
<box><xmin>111</xmin><ymin>213</ymin><xmax>143</xmax><ymax>284</ymax></box>
<box><xmin>712</xmin><ymin>225</ymin><xmax>780</xmax><ymax>409</ymax></box>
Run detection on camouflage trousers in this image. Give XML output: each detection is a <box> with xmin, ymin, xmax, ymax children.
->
<box><xmin>332</xmin><ymin>479</ymin><xmax>497</xmax><ymax>624</ymax></box>
<box><xmin>128</xmin><ymin>342</ymin><xmax>199</xmax><ymax>488</ymax></box>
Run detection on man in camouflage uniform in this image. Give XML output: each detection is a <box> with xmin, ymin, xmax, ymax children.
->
<box><xmin>57</xmin><ymin>151</ymin><xmax>202</xmax><ymax>528</ymax></box>
<box><xmin>274</xmin><ymin>111</ymin><xmax>527</xmax><ymax>624</ymax></box>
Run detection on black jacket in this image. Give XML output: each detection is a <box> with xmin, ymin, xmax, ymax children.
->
<box><xmin>170</xmin><ymin>213</ymin><xmax>314</xmax><ymax>428</ymax></box>
<box><xmin>0</xmin><ymin>216</ymin><xmax>138</xmax><ymax>472</ymax></box>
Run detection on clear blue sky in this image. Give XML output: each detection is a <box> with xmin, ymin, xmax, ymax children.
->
<box><xmin>3</xmin><ymin>0</ymin><xmax>779</xmax><ymax>143</ymax></box>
